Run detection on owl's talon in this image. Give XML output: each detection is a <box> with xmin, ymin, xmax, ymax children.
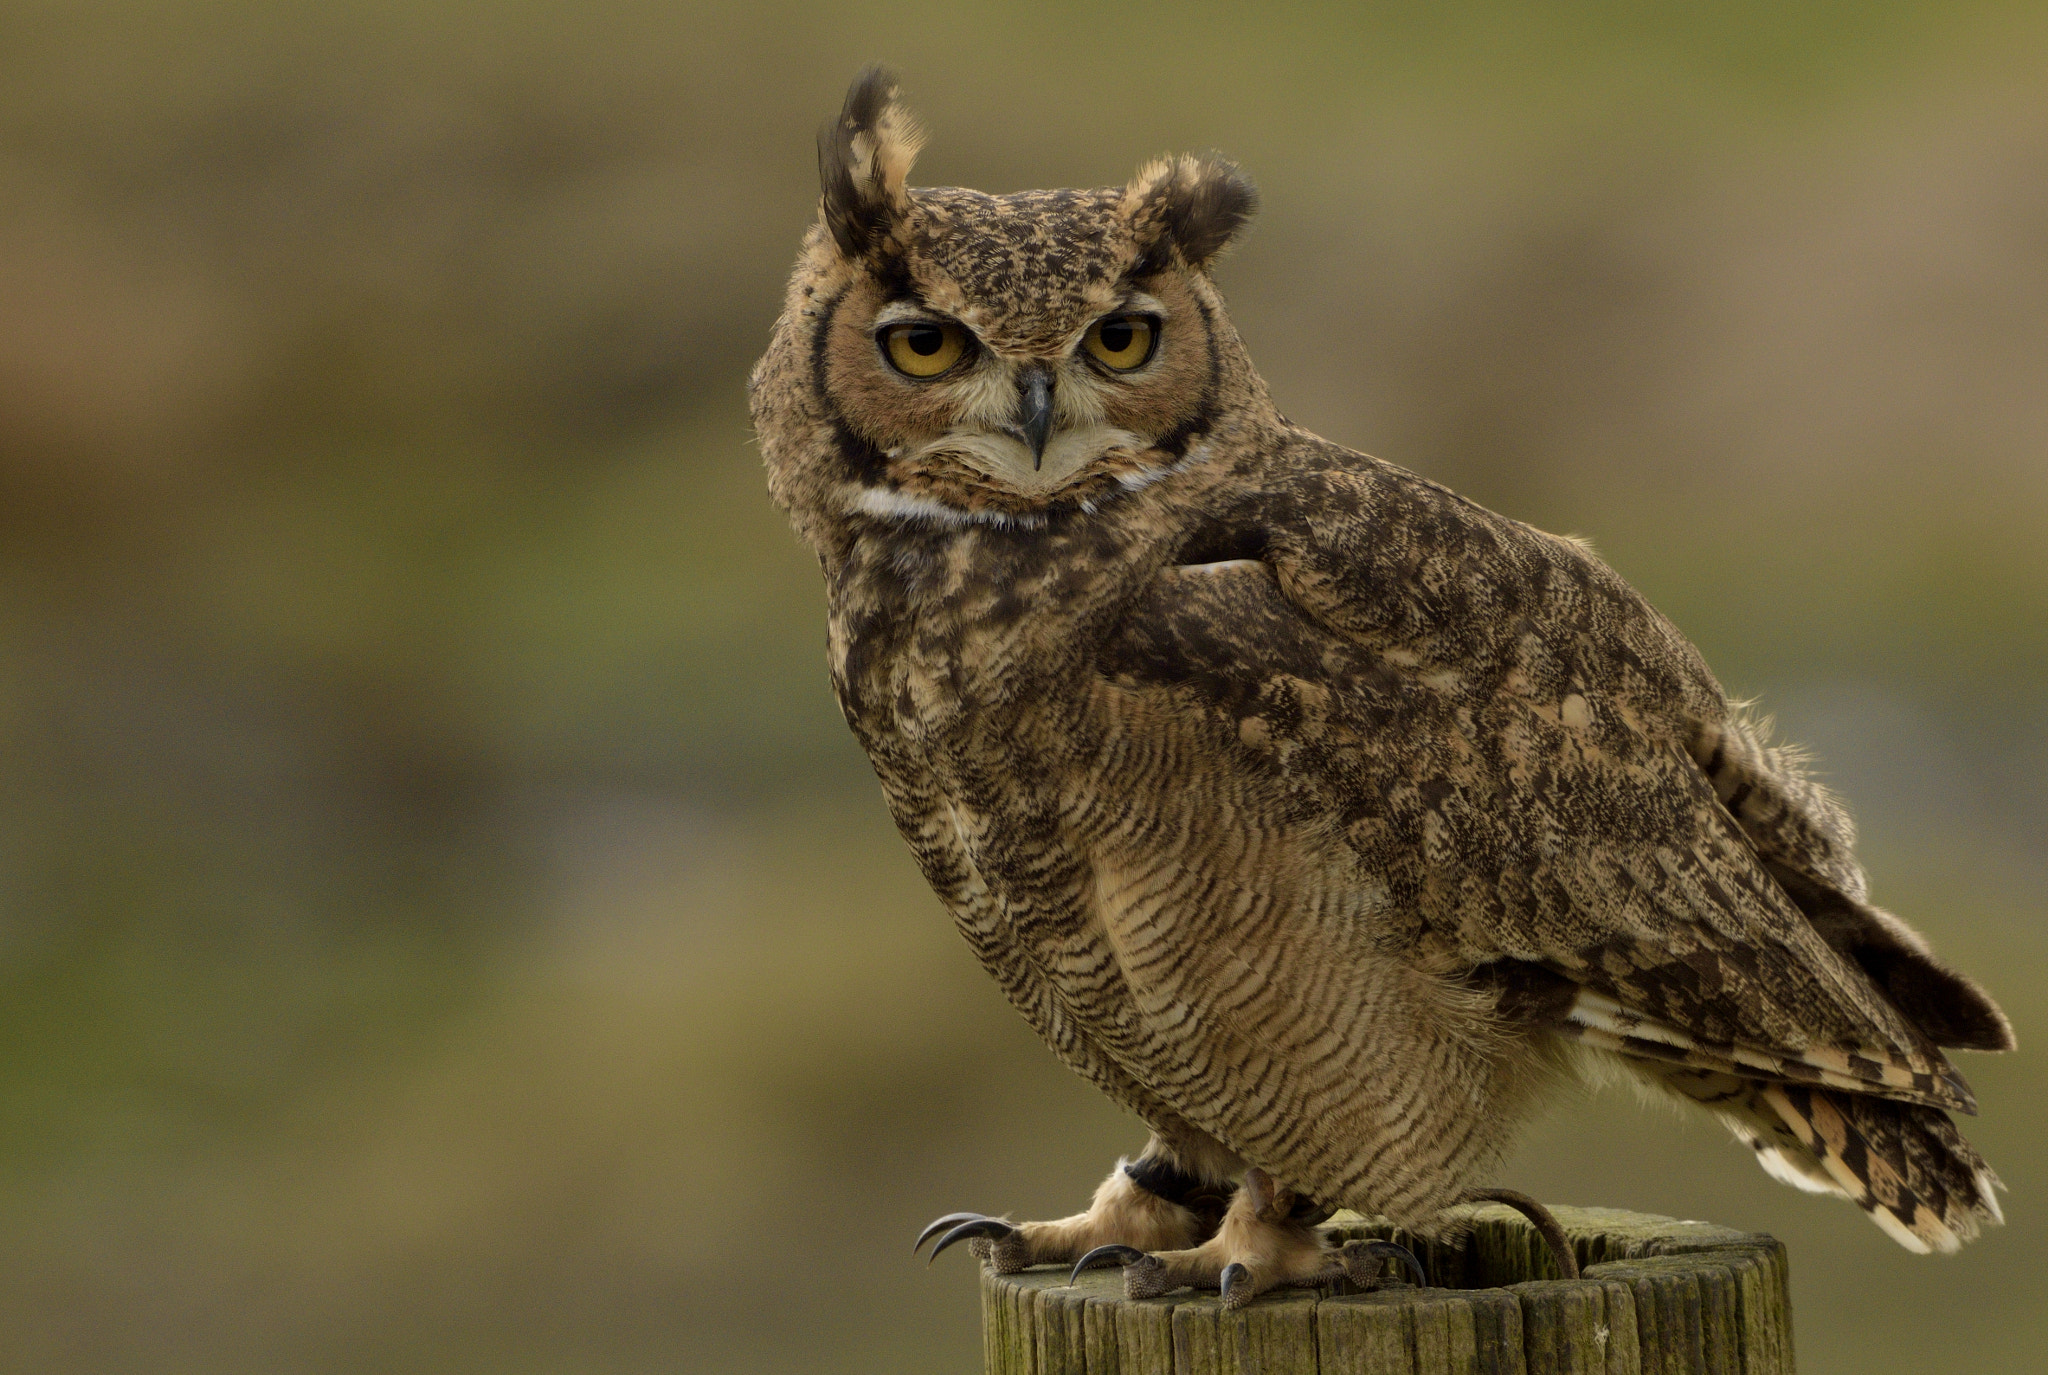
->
<box><xmin>1341</xmin><ymin>1239</ymin><xmax>1428</xmax><ymax>1288</ymax></box>
<box><xmin>914</xmin><ymin>1211</ymin><xmax>990</xmax><ymax>1254</ymax></box>
<box><xmin>921</xmin><ymin>1213</ymin><xmax>999</xmax><ymax>1262</ymax></box>
<box><xmin>1067</xmin><ymin>1243</ymin><xmax>1147</xmax><ymax>1284</ymax></box>
<box><xmin>927</xmin><ymin>1216</ymin><xmax>1017</xmax><ymax>1264</ymax></box>
<box><xmin>1219</xmin><ymin>1261</ymin><xmax>1252</xmax><ymax>1308</ymax></box>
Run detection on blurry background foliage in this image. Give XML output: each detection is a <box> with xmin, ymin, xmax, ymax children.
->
<box><xmin>0</xmin><ymin>2</ymin><xmax>2044</xmax><ymax>1371</ymax></box>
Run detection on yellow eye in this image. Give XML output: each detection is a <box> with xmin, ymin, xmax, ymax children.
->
<box><xmin>1083</xmin><ymin>314</ymin><xmax>1157</xmax><ymax>372</ymax></box>
<box><xmin>881</xmin><ymin>321</ymin><xmax>970</xmax><ymax>378</ymax></box>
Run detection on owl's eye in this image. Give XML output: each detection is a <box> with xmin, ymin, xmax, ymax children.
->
<box><xmin>1082</xmin><ymin>314</ymin><xmax>1157</xmax><ymax>372</ymax></box>
<box><xmin>880</xmin><ymin>321</ymin><xmax>970</xmax><ymax>379</ymax></box>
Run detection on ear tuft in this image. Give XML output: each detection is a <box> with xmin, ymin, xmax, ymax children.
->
<box><xmin>1124</xmin><ymin>154</ymin><xmax>1258</xmax><ymax>271</ymax></box>
<box><xmin>817</xmin><ymin>65</ymin><xmax>926</xmax><ymax>260</ymax></box>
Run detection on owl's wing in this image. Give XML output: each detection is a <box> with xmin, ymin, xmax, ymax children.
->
<box><xmin>1112</xmin><ymin>452</ymin><xmax>2001</xmax><ymax>1117</ymax></box>
<box><xmin>1688</xmin><ymin>711</ymin><xmax>2013</xmax><ymax>1056</ymax></box>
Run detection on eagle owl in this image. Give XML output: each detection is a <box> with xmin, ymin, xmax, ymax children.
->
<box><xmin>749</xmin><ymin>69</ymin><xmax>2013</xmax><ymax>1305</ymax></box>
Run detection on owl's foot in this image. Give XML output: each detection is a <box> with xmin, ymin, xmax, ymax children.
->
<box><xmin>1071</xmin><ymin>1168</ymin><xmax>1426</xmax><ymax>1310</ymax></box>
<box><xmin>1457</xmin><ymin>1187</ymin><xmax>1580</xmax><ymax>1279</ymax></box>
<box><xmin>915</xmin><ymin>1154</ymin><xmax>1216</xmax><ymax>1275</ymax></box>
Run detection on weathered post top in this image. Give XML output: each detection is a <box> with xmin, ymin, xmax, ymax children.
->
<box><xmin>980</xmin><ymin>1203</ymin><xmax>1792</xmax><ymax>1375</ymax></box>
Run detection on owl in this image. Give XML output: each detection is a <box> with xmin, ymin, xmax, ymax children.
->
<box><xmin>748</xmin><ymin>68</ymin><xmax>2014</xmax><ymax>1307</ymax></box>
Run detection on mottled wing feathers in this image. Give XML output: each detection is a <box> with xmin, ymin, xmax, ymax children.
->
<box><xmin>1517</xmin><ymin>798</ymin><xmax>1977</xmax><ymax>1113</ymax></box>
<box><xmin>1694</xmin><ymin>714</ymin><xmax>2015</xmax><ymax>1053</ymax></box>
<box><xmin>1121</xmin><ymin>450</ymin><xmax>1980</xmax><ymax>1112</ymax></box>
<box><xmin>1690</xmin><ymin>713</ymin><xmax>1869</xmax><ymax>900</ymax></box>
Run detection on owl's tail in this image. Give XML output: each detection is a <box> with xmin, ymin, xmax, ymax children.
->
<box><xmin>1650</xmin><ymin>1064</ymin><xmax>2003</xmax><ymax>1253</ymax></box>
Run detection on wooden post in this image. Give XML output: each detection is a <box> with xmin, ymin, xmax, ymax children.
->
<box><xmin>980</xmin><ymin>1204</ymin><xmax>1793</xmax><ymax>1374</ymax></box>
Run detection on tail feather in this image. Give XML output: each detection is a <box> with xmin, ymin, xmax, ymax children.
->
<box><xmin>1758</xmin><ymin>1082</ymin><xmax>2003</xmax><ymax>1253</ymax></box>
<box><xmin>1635</xmin><ymin>1060</ymin><xmax>2002</xmax><ymax>1252</ymax></box>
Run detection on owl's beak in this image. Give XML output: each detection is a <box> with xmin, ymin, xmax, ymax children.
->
<box><xmin>1013</xmin><ymin>367</ymin><xmax>1055</xmax><ymax>470</ymax></box>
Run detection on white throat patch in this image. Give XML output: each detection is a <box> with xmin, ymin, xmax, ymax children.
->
<box><xmin>842</xmin><ymin>439</ymin><xmax>1214</xmax><ymax>529</ymax></box>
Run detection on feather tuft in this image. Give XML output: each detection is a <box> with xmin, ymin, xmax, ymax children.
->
<box><xmin>817</xmin><ymin>65</ymin><xmax>925</xmax><ymax>260</ymax></box>
<box><xmin>1122</xmin><ymin>154</ymin><xmax>1257</xmax><ymax>271</ymax></box>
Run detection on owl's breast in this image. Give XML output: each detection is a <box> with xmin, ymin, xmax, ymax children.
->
<box><xmin>824</xmin><ymin>512</ymin><xmax>1177</xmax><ymax>768</ymax></box>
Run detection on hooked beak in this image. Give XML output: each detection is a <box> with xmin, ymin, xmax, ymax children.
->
<box><xmin>1013</xmin><ymin>367</ymin><xmax>1055</xmax><ymax>470</ymax></box>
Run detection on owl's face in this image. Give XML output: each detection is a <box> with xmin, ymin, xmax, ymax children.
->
<box><xmin>753</xmin><ymin>70</ymin><xmax>1264</xmax><ymax>541</ymax></box>
<box><xmin>819</xmin><ymin>186</ymin><xmax>1227</xmax><ymax>503</ymax></box>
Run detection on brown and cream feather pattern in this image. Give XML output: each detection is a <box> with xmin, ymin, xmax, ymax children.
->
<box><xmin>752</xmin><ymin>69</ymin><xmax>2012</xmax><ymax>1256</ymax></box>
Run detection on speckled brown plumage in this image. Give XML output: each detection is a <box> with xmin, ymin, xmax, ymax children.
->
<box><xmin>751</xmin><ymin>69</ymin><xmax>2013</xmax><ymax>1294</ymax></box>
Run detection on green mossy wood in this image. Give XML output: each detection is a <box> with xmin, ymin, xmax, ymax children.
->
<box><xmin>979</xmin><ymin>1205</ymin><xmax>1793</xmax><ymax>1375</ymax></box>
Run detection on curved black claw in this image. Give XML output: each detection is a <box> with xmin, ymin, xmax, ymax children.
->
<box><xmin>1068</xmin><ymin>1244</ymin><xmax>1148</xmax><ymax>1285</ymax></box>
<box><xmin>914</xmin><ymin>1212</ymin><xmax>988</xmax><ymax>1255</ymax></box>
<box><xmin>1459</xmin><ymin>1187</ymin><xmax>1579</xmax><ymax>1280</ymax></box>
<box><xmin>1350</xmin><ymin>1239</ymin><xmax>1429</xmax><ymax>1288</ymax></box>
<box><xmin>1219</xmin><ymin>1262</ymin><xmax>1251</xmax><ymax>1307</ymax></box>
<box><xmin>927</xmin><ymin>1216</ymin><xmax>1017</xmax><ymax>1265</ymax></box>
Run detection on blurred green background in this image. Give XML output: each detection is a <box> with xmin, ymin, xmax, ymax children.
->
<box><xmin>1</xmin><ymin>2</ymin><xmax>2043</xmax><ymax>1371</ymax></box>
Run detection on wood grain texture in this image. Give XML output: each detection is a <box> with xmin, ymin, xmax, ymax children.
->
<box><xmin>979</xmin><ymin>1205</ymin><xmax>1792</xmax><ymax>1375</ymax></box>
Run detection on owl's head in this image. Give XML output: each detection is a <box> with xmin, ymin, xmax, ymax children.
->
<box><xmin>752</xmin><ymin>68</ymin><xmax>1266</xmax><ymax>550</ymax></box>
